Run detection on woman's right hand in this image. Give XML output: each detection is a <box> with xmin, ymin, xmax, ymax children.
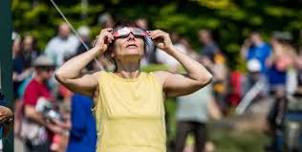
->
<box><xmin>93</xmin><ymin>28</ymin><xmax>114</xmax><ymax>54</ymax></box>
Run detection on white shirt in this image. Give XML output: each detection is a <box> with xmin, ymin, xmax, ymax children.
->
<box><xmin>45</xmin><ymin>35</ymin><xmax>79</xmax><ymax>66</ymax></box>
<box><xmin>156</xmin><ymin>43</ymin><xmax>187</xmax><ymax>67</ymax></box>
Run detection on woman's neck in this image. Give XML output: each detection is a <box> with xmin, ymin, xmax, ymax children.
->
<box><xmin>115</xmin><ymin>61</ymin><xmax>140</xmax><ymax>79</ymax></box>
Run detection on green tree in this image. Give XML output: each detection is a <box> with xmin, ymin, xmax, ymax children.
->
<box><xmin>13</xmin><ymin>0</ymin><xmax>302</xmax><ymax>70</ymax></box>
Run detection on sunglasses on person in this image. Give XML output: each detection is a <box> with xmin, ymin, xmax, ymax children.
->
<box><xmin>113</xmin><ymin>27</ymin><xmax>148</xmax><ymax>39</ymax></box>
<box><xmin>36</xmin><ymin>66</ymin><xmax>55</xmax><ymax>72</ymax></box>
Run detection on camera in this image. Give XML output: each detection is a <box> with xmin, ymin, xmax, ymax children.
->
<box><xmin>36</xmin><ymin>97</ymin><xmax>63</xmax><ymax>122</ymax></box>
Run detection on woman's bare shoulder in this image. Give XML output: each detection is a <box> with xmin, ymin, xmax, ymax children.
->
<box><xmin>153</xmin><ymin>71</ymin><xmax>172</xmax><ymax>86</ymax></box>
<box><xmin>91</xmin><ymin>70</ymin><xmax>106</xmax><ymax>79</ymax></box>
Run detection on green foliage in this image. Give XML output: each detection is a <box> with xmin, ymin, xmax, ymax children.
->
<box><xmin>196</xmin><ymin>0</ymin><xmax>236</xmax><ymax>10</ymax></box>
<box><xmin>12</xmin><ymin>0</ymin><xmax>104</xmax><ymax>50</ymax></box>
<box><xmin>141</xmin><ymin>64</ymin><xmax>170</xmax><ymax>72</ymax></box>
<box><xmin>13</xmin><ymin>0</ymin><xmax>302</xmax><ymax>70</ymax></box>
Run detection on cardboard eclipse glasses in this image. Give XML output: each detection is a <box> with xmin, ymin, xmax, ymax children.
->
<box><xmin>112</xmin><ymin>27</ymin><xmax>148</xmax><ymax>39</ymax></box>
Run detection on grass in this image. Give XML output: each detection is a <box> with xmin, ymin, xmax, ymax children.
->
<box><xmin>209</xmin><ymin>128</ymin><xmax>269</xmax><ymax>152</ymax></box>
<box><xmin>165</xmin><ymin>99</ymin><xmax>270</xmax><ymax>152</ymax></box>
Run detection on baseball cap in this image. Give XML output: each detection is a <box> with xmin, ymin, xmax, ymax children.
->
<box><xmin>33</xmin><ymin>55</ymin><xmax>55</xmax><ymax>67</ymax></box>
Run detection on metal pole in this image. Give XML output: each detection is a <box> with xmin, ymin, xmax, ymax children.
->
<box><xmin>236</xmin><ymin>80</ymin><xmax>264</xmax><ymax>115</ymax></box>
<box><xmin>50</xmin><ymin>0</ymin><xmax>104</xmax><ymax>71</ymax></box>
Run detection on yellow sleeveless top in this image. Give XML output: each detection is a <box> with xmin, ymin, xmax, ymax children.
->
<box><xmin>94</xmin><ymin>71</ymin><xmax>166</xmax><ymax>152</ymax></box>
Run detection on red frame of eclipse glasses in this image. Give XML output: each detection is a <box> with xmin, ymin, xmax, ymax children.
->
<box><xmin>112</xmin><ymin>27</ymin><xmax>149</xmax><ymax>39</ymax></box>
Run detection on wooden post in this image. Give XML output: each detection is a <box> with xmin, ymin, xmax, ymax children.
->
<box><xmin>0</xmin><ymin>0</ymin><xmax>13</xmax><ymax>151</ymax></box>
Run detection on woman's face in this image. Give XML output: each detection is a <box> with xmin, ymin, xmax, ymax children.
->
<box><xmin>12</xmin><ymin>39</ymin><xmax>21</xmax><ymax>54</ymax></box>
<box><xmin>23</xmin><ymin>36</ymin><xmax>34</xmax><ymax>52</ymax></box>
<box><xmin>111</xmin><ymin>27</ymin><xmax>145</xmax><ymax>62</ymax></box>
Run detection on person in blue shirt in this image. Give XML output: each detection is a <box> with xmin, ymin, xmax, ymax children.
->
<box><xmin>241</xmin><ymin>31</ymin><xmax>272</xmax><ymax>95</ymax></box>
<box><xmin>66</xmin><ymin>93</ymin><xmax>97</xmax><ymax>152</ymax></box>
<box><xmin>198</xmin><ymin>29</ymin><xmax>221</xmax><ymax>62</ymax></box>
<box><xmin>241</xmin><ymin>31</ymin><xmax>272</xmax><ymax>74</ymax></box>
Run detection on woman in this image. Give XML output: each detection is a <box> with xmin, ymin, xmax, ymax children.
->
<box><xmin>266</xmin><ymin>33</ymin><xmax>296</xmax><ymax>152</ymax></box>
<box><xmin>55</xmin><ymin>21</ymin><xmax>212</xmax><ymax>152</ymax></box>
<box><xmin>267</xmin><ymin>34</ymin><xmax>295</xmax><ymax>95</ymax></box>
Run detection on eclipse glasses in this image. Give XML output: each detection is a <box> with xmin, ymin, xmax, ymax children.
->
<box><xmin>93</xmin><ymin>27</ymin><xmax>154</xmax><ymax>56</ymax></box>
<box><xmin>113</xmin><ymin>27</ymin><xmax>149</xmax><ymax>39</ymax></box>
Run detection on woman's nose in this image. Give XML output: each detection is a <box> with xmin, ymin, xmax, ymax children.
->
<box><xmin>127</xmin><ymin>33</ymin><xmax>136</xmax><ymax>40</ymax></box>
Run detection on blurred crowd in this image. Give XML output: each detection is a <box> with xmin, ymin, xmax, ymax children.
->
<box><xmin>12</xmin><ymin>13</ymin><xmax>302</xmax><ymax>152</ymax></box>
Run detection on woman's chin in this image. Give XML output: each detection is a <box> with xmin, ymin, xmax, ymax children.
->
<box><xmin>125</xmin><ymin>48</ymin><xmax>140</xmax><ymax>53</ymax></box>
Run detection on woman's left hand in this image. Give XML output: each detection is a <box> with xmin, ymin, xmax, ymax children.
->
<box><xmin>149</xmin><ymin>30</ymin><xmax>174</xmax><ymax>53</ymax></box>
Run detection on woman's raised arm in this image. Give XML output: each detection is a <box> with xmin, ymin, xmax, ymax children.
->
<box><xmin>55</xmin><ymin>28</ymin><xmax>114</xmax><ymax>96</ymax></box>
<box><xmin>150</xmin><ymin>29</ymin><xmax>213</xmax><ymax>97</ymax></box>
